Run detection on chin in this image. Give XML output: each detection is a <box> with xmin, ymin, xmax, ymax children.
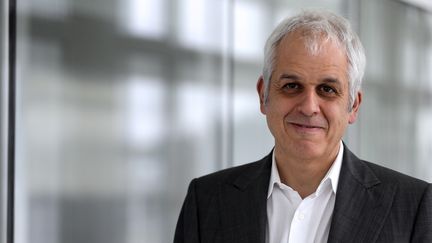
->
<box><xmin>289</xmin><ymin>141</ymin><xmax>326</xmax><ymax>159</ymax></box>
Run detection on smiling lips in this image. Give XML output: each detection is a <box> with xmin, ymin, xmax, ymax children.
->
<box><xmin>289</xmin><ymin>123</ymin><xmax>325</xmax><ymax>134</ymax></box>
<box><xmin>286</xmin><ymin>118</ymin><xmax>327</xmax><ymax>133</ymax></box>
<box><xmin>291</xmin><ymin>123</ymin><xmax>323</xmax><ymax>129</ymax></box>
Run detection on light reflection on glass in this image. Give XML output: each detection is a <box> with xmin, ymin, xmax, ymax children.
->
<box><xmin>177</xmin><ymin>0</ymin><xmax>225</xmax><ymax>51</ymax></box>
<box><xmin>120</xmin><ymin>0</ymin><xmax>166</xmax><ymax>38</ymax></box>
<box><xmin>126</xmin><ymin>77</ymin><xmax>166</xmax><ymax>149</ymax></box>
<box><xmin>234</xmin><ymin>0</ymin><xmax>265</xmax><ymax>60</ymax></box>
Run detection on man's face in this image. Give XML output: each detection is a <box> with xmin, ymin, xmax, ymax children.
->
<box><xmin>257</xmin><ymin>32</ymin><xmax>361</xmax><ymax>161</ymax></box>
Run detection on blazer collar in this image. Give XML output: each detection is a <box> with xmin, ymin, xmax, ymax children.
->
<box><xmin>328</xmin><ymin>145</ymin><xmax>396</xmax><ymax>242</ymax></box>
<box><xmin>340</xmin><ymin>145</ymin><xmax>381</xmax><ymax>188</ymax></box>
<box><xmin>231</xmin><ymin>152</ymin><xmax>273</xmax><ymax>191</ymax></box>
<box><xmin>219</xmin><ymin>152</ymin><xmax>272</xmax><ymax>243</ymax></box>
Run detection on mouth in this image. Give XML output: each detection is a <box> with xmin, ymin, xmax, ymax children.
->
<box><xmin>291</xmin><ymin>123</ymin><xmax>322</xmax><ymax>128</ymax></box>
<box><xmin>289</xmin><ymin>122</ymin><xmax>325</xmax><ymax>133</ymax></box>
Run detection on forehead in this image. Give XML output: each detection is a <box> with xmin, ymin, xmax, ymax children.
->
<box><xmin>274</xmin><ymin>31</ymin><xmax>349</xmax><ymax>80</ymax></box>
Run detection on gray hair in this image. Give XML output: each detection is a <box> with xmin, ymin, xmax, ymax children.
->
<box><xmin>262</xmin><ymin>10</ymin><xmax>366</xmax><ymax>109</ymax></box>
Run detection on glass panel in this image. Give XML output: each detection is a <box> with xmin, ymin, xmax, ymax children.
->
<box><xmin>15</xmin><ymin>0</ymin><xmax>229</xmax><ymax>243</ymax></box>
<box><xmin>13</xmin><ymin>0</ymin><xmax>432</xmax><ymax>242</ymax></box>
<box><xmin>358</xmin><ymin>0</ymin><xmax>432</xmax><ymax>181</ymax></box>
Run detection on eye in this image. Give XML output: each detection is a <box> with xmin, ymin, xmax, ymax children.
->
<box><xmin>281</xmin><ymin>82</ymin><xmax>302</xmax><ymax>94</ymax></box>
<box><xmin>319</xmin><ymin>85</ymin><xmax>337</xmax><ymax>94</ymax></box>
<box><xmin>283</xmin><ymin>83</ymin><xmax>300</xmax><ymax>90</ymax></box>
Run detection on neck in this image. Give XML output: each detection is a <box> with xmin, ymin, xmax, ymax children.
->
<box><xmin>274</xmin><ymin>146</ymin><xmax>339</xmax><ymax>199</ymax></box>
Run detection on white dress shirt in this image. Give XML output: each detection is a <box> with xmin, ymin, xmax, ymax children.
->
<box><xmin>266</xmin><ymin>141</ymin><xmax>344</xmax><ymax>243</ymax></box>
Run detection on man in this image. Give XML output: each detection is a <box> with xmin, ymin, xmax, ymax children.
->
<box><xmin>174</xmin><ymin>10</ymin><xmax>432</xmax><ymax>243</ymax></box>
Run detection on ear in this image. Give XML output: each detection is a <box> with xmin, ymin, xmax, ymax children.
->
<box><xmin>257</xmin><ymin>76</ymin><xmax>267</xmax><ymax>114</ymax></box>
<box><xmin>348</xmin><ymin>91</ymin><xmax>362</xmax><ymax>124</ymax></box>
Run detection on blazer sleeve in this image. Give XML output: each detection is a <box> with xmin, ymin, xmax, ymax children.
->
<box><xmin>410</xmin><ymin>183</ymin><xmax>432</xmax><ymax>243</ymax></box>
<box><xmin>174</xmin><ymin>179</ymin><xmax>200</xmax><ymax>243</ymax></box>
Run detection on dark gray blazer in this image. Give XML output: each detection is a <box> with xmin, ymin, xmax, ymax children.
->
<box><xmin>174</xmin><ymin>145</ymin><xmax>432</xmax><ymax>242</ymax></box>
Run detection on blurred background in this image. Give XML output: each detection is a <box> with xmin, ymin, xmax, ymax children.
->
<box><xmin>1</xmin><ymin>0</ymin><xmax>432</xmax><ymax>242</ymax></box>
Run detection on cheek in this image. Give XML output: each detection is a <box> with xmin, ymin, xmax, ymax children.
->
<box><xmin>326</xmin><ymin>107</ymin><xmax>351</xmax><ymax>129</ymax></box>
<box><xmin>265</xmin><ymin>103</ymin><xmax>293</xmax><ymax>131</ymax></box>
<box><xmin>267</xmin><ymin>99</ymin><xmax>293</xmax><ymax>116</ymax></box>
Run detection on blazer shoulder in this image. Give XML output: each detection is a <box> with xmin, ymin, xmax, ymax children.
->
<box><xmin>362</xmin><ymin>160</ymin><xmax>430</xmax><ymax>192</ymax></box>
<box><xmin>194</xmin><ymin>155</ymin><xmax>271</xmax><ymax>189</ymax></box>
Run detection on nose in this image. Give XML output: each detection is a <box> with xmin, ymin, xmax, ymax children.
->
<box><xmin>296</xmin><ymin>90</ymin><xmax>320</xmax><ymax>116</ymax></box>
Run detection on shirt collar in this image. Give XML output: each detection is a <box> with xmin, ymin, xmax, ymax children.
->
<box><xmin>267</xmin><ymin>141</ymin><xmax>344</xmax><ymax>199</ymax></box>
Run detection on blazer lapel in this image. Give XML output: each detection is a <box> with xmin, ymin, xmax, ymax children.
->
<box><xmin>328</xmin><ymin>146</ymin><xmax>396</xmax><ymax>243</ymax></box>
<box><xmin>218</xmin><ymin>153</ymin><xmax>272</xmax><ymax>243</ymax></box>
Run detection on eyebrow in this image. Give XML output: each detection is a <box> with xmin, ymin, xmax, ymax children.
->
<box><xmin>278</xmin><ymin>74</ymin><xmax>300</xmax><ymax>81</ymax></box>
<box><xmin>321</xmin><ymin>78</ymin><xmax>343</xmax><ymax>86</ymax></box>
<box><xmin>278</xmin><ymin>74</ymin><xmax>343</xmax><ymax>85</ymax></box>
